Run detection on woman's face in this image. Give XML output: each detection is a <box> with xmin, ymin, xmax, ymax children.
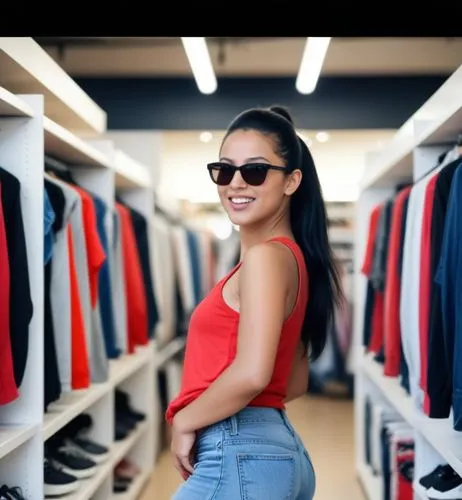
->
<box><xmin>217</xmin><ymin>129</ymin><xmax>299</xmax><ymax>228</ymax></box>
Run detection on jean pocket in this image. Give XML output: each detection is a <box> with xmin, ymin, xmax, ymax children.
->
<box><xmin>237</xmin><ymin>453</ymin><xmax>295</xmax><ymax>500</ymax></box>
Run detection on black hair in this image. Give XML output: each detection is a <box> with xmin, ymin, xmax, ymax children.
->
<box><xmin>221</xmin><ymin>105</ymin><xmax>343</xmax><ymax>361</ymax></box>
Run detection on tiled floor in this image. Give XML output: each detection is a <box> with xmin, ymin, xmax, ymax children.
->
<box><xmin>140</xmin><ymin>395</ymin><xmax>366</xmax><ymax>499</ymax></box>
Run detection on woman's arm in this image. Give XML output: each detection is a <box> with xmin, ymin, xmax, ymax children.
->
<box><xmin>172</xmin><ymin>242</ymin><xmax>294</xmax><ymax>434</ymax></box>
<box><xmin>284</xmin><ymin>341</ymin><xmax>309</xmax><ymax>403</ymax></box>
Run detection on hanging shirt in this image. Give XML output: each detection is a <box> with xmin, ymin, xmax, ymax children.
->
<box><xmin>0</xmin><ymin>181</ymin><xmax>19</xmax><ymax>405</ymax></box>
<box><xmin>0</xmin><ymin>167</ymin><xmax>33</xmax><ymax>390</ymax></box>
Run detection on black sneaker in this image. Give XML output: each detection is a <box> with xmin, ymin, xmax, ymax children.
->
<box><xmin>113</xmin><ymin>479</ymin><xmax>130</xmax><ymax>494</ymax></box>
<box><xmin>44</xmin><ymin>459</ymin><xmax>79</xmax><ymax>497</ymax></box>
<box><xmin>429</xmin><ymin>468</ymin><xmax>462</xmax><ymax>496</ymax></box>
<box><xmin>65</xmin><ymin>436</ymin><xmax>109</xmax><ymax>464</ymax></box>
<box><xmin>48</xmin><ymin>445</ymin><xmax>97</xmax><ymax>479</ymax></box>
<box><xmin>420</xmin><ymin>464</ymin><xmax>453</xmax><ymax>489</ymax></box>
<box><xmin>115</xmin><ymin>390</ymin><xmax>146</xmax><ymax>422</ymax></box>
<box><xmin>0</xmin><ymin>486</ymin><xmax>25</xmax><ymax>500</ymax></box>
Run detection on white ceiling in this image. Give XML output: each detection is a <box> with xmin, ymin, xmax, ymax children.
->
<box><xmin>36</xmin><ymin>37</ymin><xmax>462</xmax><ymax>77</ymax></box>
<box><xmin>157</xmin><ymin>128</ymin><xmax>396</xmax><ymax>205</ymax></box>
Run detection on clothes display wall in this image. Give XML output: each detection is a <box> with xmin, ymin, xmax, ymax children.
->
<box><xmin>360</xmin><ymin>144</ymin><xmax>462</xmax><ymax>429</ymax></box>
<box><xmin>0</xmin><ymin>41</ymin><xmax>230</xmax><ymax>500</ymax></box>
<box><xmin>354</xmin><ymin>64</ymin><xmax>462</xmax><ymax>500</ymax></box>
<box><xmin>38</xmin><ymin>158</ymin><xmax>159</xmax><ymax>412</ymax></box>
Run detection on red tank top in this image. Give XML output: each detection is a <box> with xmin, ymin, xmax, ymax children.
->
<box><xmin>165</xmin><ymin>236</ymin><xmax>309</xmax><ymax>424</ymax></box>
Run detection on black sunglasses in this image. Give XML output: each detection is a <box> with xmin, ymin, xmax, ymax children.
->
<box><xmin>207</xmin><ymin>162</ymin><xmax>287</xmax><ymax>186</ymax></box>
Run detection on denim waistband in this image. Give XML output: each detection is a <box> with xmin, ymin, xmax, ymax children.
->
<box><xmin>200</xmin><ymin>407</ymin><xmax>294</xmax><ymax>436</ymax></box>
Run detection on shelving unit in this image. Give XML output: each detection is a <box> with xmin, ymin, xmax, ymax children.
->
<box><xmin>354</xmin><ymin>64</ymin><xmax>462</xmax><ymax>500</ymax></box>
<box><xmin>0</xmin><ymin>37</ymin><xmax>191</xmax><ymax>500</ymax></box>
<box><xmin>0</xmin><ymin>38</ymin><xmax>107</xmax><ymax>134</ymax></box>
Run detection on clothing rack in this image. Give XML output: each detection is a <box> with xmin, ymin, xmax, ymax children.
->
<box><xmin>354</xmin><ymin>63</ymin><xmax>462</xmax><ymax>500</ymax></box>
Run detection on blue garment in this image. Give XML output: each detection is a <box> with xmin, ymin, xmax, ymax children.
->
<box><xmin>44</xmin><ymin>189</ymin><xmax>55</xmax><ymax>264</ymax></box>
<box><xmin>92</xmin><ymin>195</ymin><xmax>119</xmax><ymax>359</ymax></box>
<box><xmin>435</xmin><ymin>163</ymin><xmax>462</xmax><ymax>431</ymax></box>
<box><xmin>172</xmin><ymin>407</ymin><xmax>316</xmax><ymax>500</ymax></box>
<box><xmin>186</xmin><ymin>229</ymin><xmax>202</xmax><ymax>305</ymax></box>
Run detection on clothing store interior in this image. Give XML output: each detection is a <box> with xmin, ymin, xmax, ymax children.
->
<box><xmin>0</xmin><ymin>36</ymin><xmax>461</xmax><ymax>500</ymax></box>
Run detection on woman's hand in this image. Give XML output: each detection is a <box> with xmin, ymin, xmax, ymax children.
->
<box><xmin>171</xmin><ymin>415</ymin><xmax>197</xmax><ymax>480</ymax></box>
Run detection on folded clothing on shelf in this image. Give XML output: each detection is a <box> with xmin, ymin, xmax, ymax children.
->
<box><xmin>420</xmin><ymin>463</ymin><xmax>462</xmax><ymax>500</ymax></box>
<box><xmin>0</xmin><ymin>485</ymin><xmax>26</xmax><ymax>500</ymax></box>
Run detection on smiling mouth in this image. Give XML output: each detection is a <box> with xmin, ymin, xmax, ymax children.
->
<box><xmin>228</xmin><ymin>197</ymin><xmax>255</xmax><ymax>205</ymax></box>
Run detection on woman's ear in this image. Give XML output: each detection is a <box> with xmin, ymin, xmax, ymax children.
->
<box><xmin>284</xmin><ymin>169</ymin><xmax>303</xmax><ymax>196</ymax></box>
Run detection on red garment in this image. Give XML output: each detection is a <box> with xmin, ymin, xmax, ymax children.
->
<box><xmin>68</xmin><ymin>226</ymin><xmax>90</xmax><ymax>390</ymax></box>
<box><xmin>383</xmin><ymin>186</ymin><xmax>412</xmax><ymax>376</ymax></box>
<box><xmin>396</xmin><ymin>451</ymin><xmax>414</xmax><ymax>500</ymax></box>
<box><xmin>116</xmin><ymin>203</ymin><xmax>148</xmax><ymax>353</ymax></box>
<box><xmin>419</xmin><ymin>174</ymin><xmax>439</xmax><ymax>414</ymax></box>
<box><xmin>165</xmin><ymin>236</ymin><xmax>309</xmax><ymax>424</ymax></box>
<box><xmin>361</xmin><ymin>203</ymin><xmax>385</xmax><ymax>354</ymax></box>
<box><xmin>0</xmin><ymin>182</ymin><xmax>19</xmax><ymax>404</ymax></box>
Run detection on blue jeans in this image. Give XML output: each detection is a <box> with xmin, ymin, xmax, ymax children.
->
<box><xmin>172</xmin><ymin>407</ymin><xmax>316</xmax><ymax>499</ymax></box>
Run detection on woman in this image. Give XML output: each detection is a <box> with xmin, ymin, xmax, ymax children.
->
<box><xmin>165</xmin><ymin>105</ymin><xmax>343</xmax><ymax>499</ymax></box>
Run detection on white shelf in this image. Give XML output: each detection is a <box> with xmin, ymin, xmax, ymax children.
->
<box><xmin>0</xmin><ymin>38</ymin><xmax>106</xmax><ymax>134</ymax></box>
<box><xmin>0</xmin><ymin>86</ymin><xmax>34</xmax><ymax>117</ymax></box>
<box><xmin>44</xmin><ymin>117</ymin><xmax>112</xmax><ymax>168</ymax></box>
<box><xmin>360</xmin><ymin>64</ymin><xmax>462</xmax><ymax>190</ymax></box>
<box><xmin>0</xmin><ymin>424</ymin><xmax>39</xmax><ymax>460</ymax></box>
<box><xmin>361</xmin><ymin>354</ymin><xmax>462</xmax><ymax>478</ymax></box>
<box><xmin>360</xmin><ymin>353</ymin><xmax>415</xmax><ymax>425</ymax></box>
<box><xmin>357</xmin><ymin>461</ymin><xmax>382</xmax><ymax>500</ymax></box>
<box><xmin>111</xmin><ymin>420</ymin><xmax>149</xmax><ymax>466</ymax></box>
<box><xmin>155</xmin><ymin>337</ymin><xmax>186</xmax><ymax>369</ymax></box>
<box><xmin>114</xmin><ymin>150</ymin><xmax>152</xmax><ymax>189</ymax></box>
<box><xmin>413</xmin><ymin>481</ymin><xmax>429</xmax><ymax>499</ymax></box>
<box><xmin>43</xmin><ymin>344</ymin><xmax>153</xmax><ymax>442</ymax></box>
<box><xmin>43</xmin><ymin>383</ymin><xmax>112</xmax><ymax>441</ymax></box>
<box><xmin>109</xmin><ymin>343</ymin><xmax>153</xmax><ymax>387</ymax></box>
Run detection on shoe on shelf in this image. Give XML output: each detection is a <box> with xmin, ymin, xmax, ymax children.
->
<box><xmin>115</xmin><ymin>420</ymin><xmax>132</xmax><ymax>441</ymax></box>
<box><xmin>420</xmin><ymin>464</ymin><xmax>453</xmax><ymax>489</ymax></box>
<box><xmin>113</xmin><ymin>479</ymin><xmax>130</xmax><ymax>494</ymax></box>
<box><xmin>115</xmin><ymin>459</ymin><xmax>141</xmax><ymax>480</ymax></box>
<box><xmin>44</xmin><ymin>459</ymin><xmax>79</xmax><ymax>498</ymax></box>
<box><xmin>64</xmin><ymin>436</ymin><xmax>109</xmax><ymax>464</ymax></box>
<box><xmin>115</xmin><ymin>390</ymin><xmax>146</xmax><ymax>422</ymax></box>
<box><xmin>0</xmin><ymin>485</ymin><xmax>26</xmax><ymax>500</ymax></box>
<box><xmin>47</xmin><ymin>445</ymin><xmax>97</xmax><ymax>480</ymax></box>
<box><xmin>115</xmin><ymin>413</ymin><xmax>138</xmax><ymax>432</ymax></box>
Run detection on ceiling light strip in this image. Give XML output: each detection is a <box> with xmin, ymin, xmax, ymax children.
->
<box><xmin>296</xmin><ymin>37</ymin><xmax>331</xmax><ymax>95</ymax></box>
<box><xmin>181</xmin><ymin>37</ymin><xmax>217</xmax><ymax>95</ymax></box>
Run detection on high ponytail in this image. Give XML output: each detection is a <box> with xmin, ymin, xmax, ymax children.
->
<box><xmin>222</xmin><ymin>105</ymin><xmax>343</xmax><ymax>361</ymax></box>
<box><xmin>290</xmin><ymin>136</ymin><xmax>343</xmax><ymax>360</ymax></box>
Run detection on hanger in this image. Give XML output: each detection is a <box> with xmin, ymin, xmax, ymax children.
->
<box><xmin>44</xmin><ymin>155</ymin><xmax>76</xmax><ymax>184</ymax></box>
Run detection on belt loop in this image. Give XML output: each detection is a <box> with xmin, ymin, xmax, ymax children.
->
<box><xmin>229</xmin><ymin>415</ymin><xmax>238</xmax><ymax>436</ymax></box>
